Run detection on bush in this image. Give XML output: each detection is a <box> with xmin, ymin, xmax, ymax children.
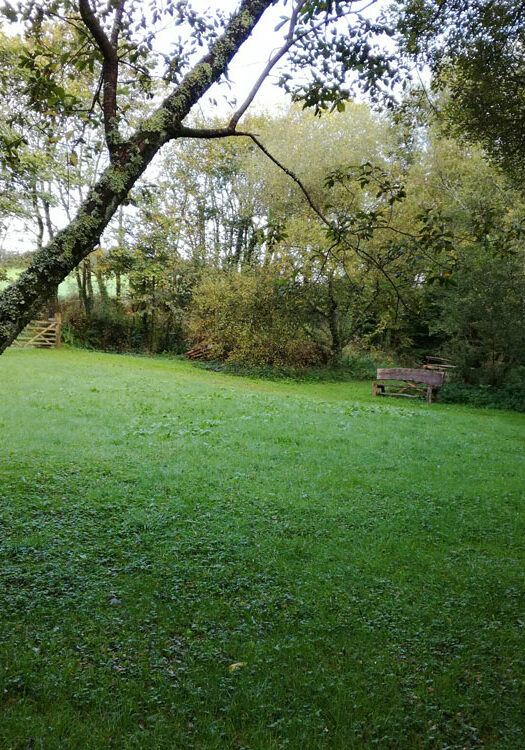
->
<box><xmin>341</xmin><ymin>353</ymin><xmax>381</xmax><ymax>380</ymax></box>
<box><xmin>192</xmin><ymin>349</ymin><xmax>394</xmax><ymax>383</ymax></box>
<box><xmin>440</xmin><ymin>379</ymin><xmax>525</xmax><ymax>412</ymax></box>
<box><xmin>189</xmin><ymin>271</ymin><xmax>327</xmax><ymax>368</ymax></box>
<box><xmin>61</xmin><ymin>301</ymin><xmax>132</xmax><ymax>351</ymax></box>
<box><xmin>430</xmin><ymin>249</ymin><xmax>525</xmax><ymax>385</ymax></box>
<box><xmin>61</xmin><ymin>299</ymin><xmax>188</xmax><ymax>354</ymax></box>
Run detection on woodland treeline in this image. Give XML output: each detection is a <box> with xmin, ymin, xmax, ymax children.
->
<box><xmin>4</xmin><ymin>101</ymin><xmax>525</xmax><ymax>390</ymax></box>
<box><xmin>0</xmin><ymin>6</ymin><xmax>524</xmax><ymax>403</ymax></box>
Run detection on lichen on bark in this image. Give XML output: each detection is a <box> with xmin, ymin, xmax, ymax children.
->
<box><xmin>0</xmin><ymin>0</ymin><xmax>274</xmax><ymax>354</ymax></box>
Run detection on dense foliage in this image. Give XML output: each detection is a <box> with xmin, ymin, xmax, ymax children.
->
<box><xmin>398</xmin><ymin>0</ymin><xmax>525</xmax><ymax>182</ymax></box>
<box><xmin>189</xmin><ymin>270</ymin><xmax>327</xmax><ymax>367</ymax></box>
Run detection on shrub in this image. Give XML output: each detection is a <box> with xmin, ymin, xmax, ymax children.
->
<box><xmin>62</xmin><ymin>301</ymin><xmax>133</xmax><ymax>351</ymax></box>
<box><xmin>430</xmin><ymin>249</ymin><xmax>525</xmax><ymax>385</ymax></box>
<box><xmin>440</xmin><ymin>378</ymin><xmax>525</xmax><ymax>412</ymax></box>
<box><xmin>189</xmin><ymin>271</ymin><xmax>326</xmax><ymax>368</ymax></box>
<box><xmin>61</xmin><ymin>299</ymin><xmax>188</xmax><ymax>354</ymax></box>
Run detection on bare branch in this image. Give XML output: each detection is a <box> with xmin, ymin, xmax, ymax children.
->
<box><xmin>248</xmin><ymin>134</ymin><xmax>408</xmax><ymax>307</ymax></box>
<box><xmin>248</xmin><ymin>134</ymin><xmax>330</xmax><ymax>227</ymax></box>
<box><xmin>228</xmin><ymin>0</ymin><xmax>308</xmax><ymax>130</ymax></box>
<box><xmin>227</xmin><ymin>0</ymin><xmax>380</xmax><ymax>130</ymax></box>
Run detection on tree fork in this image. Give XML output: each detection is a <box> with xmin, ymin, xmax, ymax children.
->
<box><xmin>0</xmin><ymin>0</ymin><xmax>273</xmax><ymax>354</ymax></box>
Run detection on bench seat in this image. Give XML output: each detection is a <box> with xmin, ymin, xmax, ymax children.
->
<box><xmin>373</xmin><ymin>368</ymin><xmax>444</xmax><ymax>403</ymax></box>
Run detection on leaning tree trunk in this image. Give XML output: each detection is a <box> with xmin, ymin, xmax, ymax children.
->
<box><xmin>0</xmin><ymin>0</ymin><xmax>272</xmax><ymax>355</ymax></box>
<box><xmin>0</xmin><ymin>148</ymin><xmax>156</xmax><ymax>352</ymax></box>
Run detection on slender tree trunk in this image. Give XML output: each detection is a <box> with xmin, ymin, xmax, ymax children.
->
<box><xmin>327</xmin><ymin>279</ymin><xmax>343</xmax><ymax>364</ymax></box>
<box><xmin>0</xmin><ymin>0</ymin><xmax>272</xmax><ymax>354</ymax></box>
<box><xmin>32</xmin><ymin>193</ymin><xmax>44</xmax><ymax>252</ymax></box>
<box><xmin>197</xmin><ymin>201</ymin><xmax>206</xmax><ymax>260</ymax></box>
<box><xmin>41</xmin><ymin>198</ymin><xmax>60</xmax><ymax>313</ymax></box>
<box><xmin>85</xmin><ymin>257</ymin><xmax>94</xmax><ymax>312</ymax></box>
<box><xmin>115</xmin><ymin>206</ymin><xmax>124</xmax><ymax>307</ymax></box>
<box><xmin>115</xmin><ymin>272</ymin><xmax>122</xmax><ymax>305</ymax></box>
<box><xmin>233</xmin><ymin>220</ymin><xmax>245</xmax><ymax>267</ymax></box>
<box><xmin>43</xmin><ymin>199</ymin><xmax>54</xmax><ymax>242</ymax></box>
<box><xmin>75</xmin><ymin>267</ymin><xmax>86</xmax><ymax>312</ymax></box>
<box><xmin>328</xmin><ymin>303</ymin><xmax>343</xmax><ymax>364</ymax></box>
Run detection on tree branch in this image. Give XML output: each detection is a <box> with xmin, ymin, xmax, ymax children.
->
<box><xmin>78</xmin><ymin>0</ymin><xmax>123</xmax><ymax>160</ymax></box>
<box><xmin>110</xmin><ymin>1</ymin><xmax>125</xmax><ymax>48</ymax></box>
<box><xmin>248</xmin><ymin>135</ymin><xmax>409</xmax><ymax>307</ymax></box>
<box><xmin>228</xmin><ymin>0</ymin><xmax>309</xmax><ymax>130</ymax></box>
<box><xmin>176</xmin><ymin>125</ymin><xmax>253</xmax><ymax>139</ymax></box>
<box><xmin>78</xmin><ymin>0</ymin><xmax>114</xmax><ymax>59</ymax></box>
<box><xmin>248</xmin><ymin>134</ymin><xmax>330</xmax><ymax>227</ymax></box>
<box><xmin>227</xmin><ymin>0</ymin><xmax>371</xmax><ymax>130</ymax></box>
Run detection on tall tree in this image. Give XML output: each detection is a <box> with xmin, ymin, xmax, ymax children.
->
<box><xmin>0</xmin><ymin>0</ymin><xmax>395</xmax><ymax>353</ymax></box>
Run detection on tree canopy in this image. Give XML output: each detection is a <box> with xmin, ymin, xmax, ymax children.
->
<box><xmin>0</xmin><ymin>0</ymin><xmax>400</xmax><ymax>353</ymax></box>
<box><xmin>398</xmin><ymin>0</ymin><xmax>525</xmax><ymax>181</ymax></box>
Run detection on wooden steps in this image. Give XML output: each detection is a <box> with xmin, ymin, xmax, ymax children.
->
<box><xmin>10</xmin><ymin>314</ymin><xmax>62</xmax><ymax>349</ymax></box>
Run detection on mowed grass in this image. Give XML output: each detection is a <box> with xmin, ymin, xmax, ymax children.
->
<box><xmin>1</xmin><ymin>349</ymin><xmax>524</xmax><ymax>749</ymax></box>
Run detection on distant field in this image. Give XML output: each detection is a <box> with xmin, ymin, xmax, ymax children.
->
<box><xmin>0</xmin><ymin>267</ymin><xmax>126</xmax><ymax>299</ymax></box>
<box><xmin>1</xmin><ymin>349</ymin><xmax>524</xmax><ymax>748</ymax></box>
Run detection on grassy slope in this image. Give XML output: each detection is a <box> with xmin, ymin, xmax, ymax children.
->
<box><xmin>0</xmin><ymin>268</ymin><xmax>125</xmax><ymax>300</ymax></box>
<box><xmin>1</xmin><ymin>349</ymin><xmax>524</xmax><ymax>749</ymax></box>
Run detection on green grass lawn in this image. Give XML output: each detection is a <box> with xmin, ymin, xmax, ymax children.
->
<box><xmin>1</xmin><ymin>349</ymin><xmax>524</xmax><ymax>749</ymax></box>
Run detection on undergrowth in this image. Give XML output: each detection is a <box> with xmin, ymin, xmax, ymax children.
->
<box><xmin>193</xmin><ymin>353</ymin><xmax>385</xmax><ymax>383</ymax></box>
<box><xmin>441</xmin><ymin>381</ymin><xmax>525</xmax><ymax>412</ymax></box>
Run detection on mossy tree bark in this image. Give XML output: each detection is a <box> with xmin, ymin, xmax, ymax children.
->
<box><xmin>0</xmin><ymin>0</ymin><xmax>272</xmax><ymax>354</ymax></box>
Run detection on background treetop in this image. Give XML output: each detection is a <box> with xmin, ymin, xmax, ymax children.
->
<box><xmin>396</xmin><ymin>0</ymin><xmax>525</xmax><ymax>181</ymax></box>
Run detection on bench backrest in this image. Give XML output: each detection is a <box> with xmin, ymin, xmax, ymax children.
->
<box><xmin>377</xmin><ymin>368</ymin><xmax>444</xmax><ymax>387</ymax></box>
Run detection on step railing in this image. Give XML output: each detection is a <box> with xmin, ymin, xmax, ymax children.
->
<box><xmin>10</xmin><ymin>314</ymin><xmax>62</xmax><ymax>349</ymax></box>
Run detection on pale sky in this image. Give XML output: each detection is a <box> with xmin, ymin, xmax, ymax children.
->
<box><xmin>183</xmin><ymin>0</ymin><xmax>389</xmax><ymax>121</ymax></box>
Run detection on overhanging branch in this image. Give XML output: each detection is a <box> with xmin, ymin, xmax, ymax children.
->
<box><xmin>247</xmin><ymin>134</ymin><xmax>409</xmax><ymax>307</ymax></box>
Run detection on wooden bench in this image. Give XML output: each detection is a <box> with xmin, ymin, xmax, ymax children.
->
<box><xmin>373</xmin><ymin>368</ymin><xmax>444</xmax><ymax>403</ymax></box>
